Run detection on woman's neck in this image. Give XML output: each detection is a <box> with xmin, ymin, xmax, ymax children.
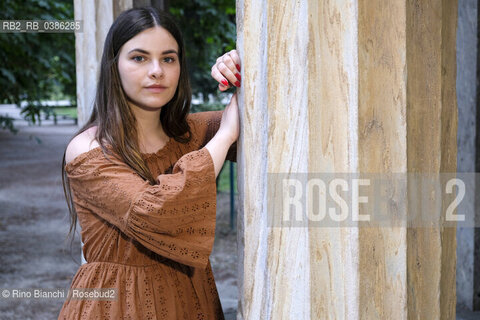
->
<box><xmin>129</xmin><ymin>104</ymin><xmax>169</xmax><ymax>153</ymax></box>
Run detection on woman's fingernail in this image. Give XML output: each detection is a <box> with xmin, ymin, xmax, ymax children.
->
<box><xmin>236</xmin><ymin>64</ymin><xmax>241</xmax><ymax>71</ymax></box>
<box><xmin>235</xmin><ymin>81</ymin><xmax>241</xmax><ymax>87</ymax></box>
<box><xmin>221</xmin><ymin>79</ymin><xmax>229</xmax><ymax>86</ymax></box>
<box><xmin>235</xmin><ymin>73</ymin><xmax>241</xmax><ymax>81</ymax></box>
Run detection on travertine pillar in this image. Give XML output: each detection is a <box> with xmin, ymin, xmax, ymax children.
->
<box><xmin>74</xmin><ymin>0</ymin><xmax>116</xmax><ymax>126</ymax></box>
<box><xmin>236</xmin><ymin>0</ymin><xmax>458</xmax><ymax>319</ymax></box>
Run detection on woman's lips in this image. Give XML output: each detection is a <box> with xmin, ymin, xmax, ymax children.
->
<box><xmin>145</xmin><ymin>85</ymin><xmax>166</xmax><ymax>93</ymax></box>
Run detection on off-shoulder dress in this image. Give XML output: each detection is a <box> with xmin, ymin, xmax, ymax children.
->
<box><xmin>58</xmin><ymin>111</ymin><xmax>236</xmax><ymax>320</ymax></box>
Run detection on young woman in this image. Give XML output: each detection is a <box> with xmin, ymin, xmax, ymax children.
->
<box><xmin>59</xmin><ymin>6</ymin><xmax>240</xmax><ymax>320</ymax></box>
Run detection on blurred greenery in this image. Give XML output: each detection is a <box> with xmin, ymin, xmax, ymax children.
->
<box><xmin>0</xmin><ymin>0</ymin><xmax>236</xmax><ymax>134</ymax></box>
<box><xmin>217</xmin><ymin>160</ymin><xmax>237</xmax><ymax>193</ymax></box>
<box><xmin>52</xmin><ymin>106</ymin><xmax>77</xmax><ymax>118</ymax></box>
<box><xmin>0</xmin><ymin>116</ymin><xmax>17</xmax><ymax>134</ymax></box>
<box><xmin>169</xmin><ymin>0</ymin><xmax>236</xmax><ymax>103</ymax></box>
<box><xmin>0</xmin><ymin>0</ymin><xmax>76</xmax><ymax>132</ymax></box>
<box><xmin>190</xmin><ymin>102</ymin><xmax>225</xmax><ymax>113</ymax></box>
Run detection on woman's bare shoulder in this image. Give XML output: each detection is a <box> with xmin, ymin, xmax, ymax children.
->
<box><xmin>65</xmin><ymin>126</ymin><xmax>100</xmax><ymax>164</ymax></box>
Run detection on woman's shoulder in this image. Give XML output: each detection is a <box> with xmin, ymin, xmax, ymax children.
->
<box><xmin>65</xmin><ymin>126</ymin><xmax>101</xmax><ymax>165</ymax></box>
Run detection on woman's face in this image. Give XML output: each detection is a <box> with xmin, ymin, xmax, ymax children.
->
<box><xmin>118</xmin><ymin>26</ymin><xmax>180</xmax><ymax>111</ymax></box>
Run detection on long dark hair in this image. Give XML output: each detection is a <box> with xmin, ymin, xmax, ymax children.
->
<box><xmin>62</xmin><ymin>7</ymin><xmax>192</xmax><ymax>249</ymax></box>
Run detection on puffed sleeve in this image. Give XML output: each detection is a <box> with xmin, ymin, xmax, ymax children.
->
<box><xmin>65</xmin><ymin>146</ymin><xmax>217</xmax><ymax>269</ymax></box>
<box><xmin>189</xmin><ymin>111</ymin><xmax>237</xmax><ymax>162</ymax></box>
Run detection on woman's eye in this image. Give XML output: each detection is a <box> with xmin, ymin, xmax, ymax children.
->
<box><xmin>132</xmin><ymin>56</ymin><xmax>145</xmax><ymax>62</ymax></box>
<box><xmin>164</xmin><ymin>57</ymin><xmax>175</xmax><ymax>63</ymax></box>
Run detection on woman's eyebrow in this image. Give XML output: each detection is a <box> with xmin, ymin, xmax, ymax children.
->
<box><xmin>127</xmin><ymin>48</ymin><xmax>178</xmax><ymax>55</ymax></box>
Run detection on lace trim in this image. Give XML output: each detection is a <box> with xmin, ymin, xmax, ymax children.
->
<box><xmin>140</xmin><ymin>137</ymin><xmax>176</xmax><ymax>159</ymax></box>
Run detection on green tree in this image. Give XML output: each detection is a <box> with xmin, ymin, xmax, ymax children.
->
<box><xmin>0</xmin><ymin>1</ymin><xmax>236</xmax><ymax>133</ymax></box>
<box><xmin>0</xmin><ymin>0</ymin><xmax>75</xmax><ymax>132</ymax></box>
<box><xmin>169</xmin><ymin>0</ymin><xmax>236</xmax><ymax>106</ymax></box>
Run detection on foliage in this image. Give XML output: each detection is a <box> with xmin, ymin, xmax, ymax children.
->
<box><xmin>190</xmin><ymin>102</ymin><xmax>224</xmax><ymax>113</ymax></box>
<box><xmin>0</xmin><ymin>0</ymin><xmax>236</xmax><ymax>133</ymax></box>
<box><xmin>217</xmin><ymin>160</ymin><xmax>237</xmax><ymax>193</ymax></box>
<box><xmin>169</xmin><ymin>0</ymin><xmax>236</xmax><ymax>103</ymax></box>
<box><xmin>0</xmin><ymin>0</ymin><xmax>76</xmax><ymax>131</ymax></box>
<box><xmin>0</xmin><ymin>116</ymin><xmax>18</xmax><ymax>134</ymax></box>
<box><xmin>52</xmin><ymin>106</ymin><xmax>77</xmax><ymax>118</ymax></box>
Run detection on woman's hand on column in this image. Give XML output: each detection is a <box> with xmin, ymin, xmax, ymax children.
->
<box><xmin>206</xmin><ymin>49</ymin><xmax>241</xmax><ymax>177</ymax></box>
<box><xmin>211</xmin><ymin>49</ymin><xmax>241</xmax><ymax>91</ymax></box>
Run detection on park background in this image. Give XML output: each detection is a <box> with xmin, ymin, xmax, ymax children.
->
<box><xmin>3</xmin><ymin>0</ymin><xmax>480</xmax><ymax>319</ymax></box>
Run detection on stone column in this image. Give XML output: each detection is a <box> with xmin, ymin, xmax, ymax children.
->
<box><xmin>236</xmin><ymin>0</ymin><xmax>458</xmax><ymax>318</ymax></box>
<box><xmin>74</xmin><ymin>0</ymin><xmax>117</xmax><ymax>126</ymax></box>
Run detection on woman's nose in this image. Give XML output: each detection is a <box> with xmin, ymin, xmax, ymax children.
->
<box><xmin>148</xmin><ymin>62</ymin><xmax>164</xmax><ymax>79</ymax></box>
